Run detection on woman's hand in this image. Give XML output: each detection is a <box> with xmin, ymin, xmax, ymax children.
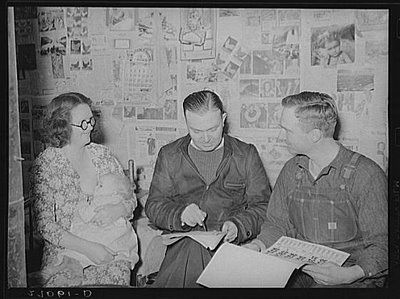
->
<box><xmin>86</xmin><ymin>242</ymin><xmax>116</xmax><ymax>265</ymax></box>
<box><xmin>91</xmin><ymin>203</ymin><xmax>126</xmax><ymax>226</ymax></box>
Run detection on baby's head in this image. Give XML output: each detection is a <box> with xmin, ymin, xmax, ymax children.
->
<box><xmin>95</xmin><ymin>173</ymin><xmax>133</xmax><ymax>200</ymax></box>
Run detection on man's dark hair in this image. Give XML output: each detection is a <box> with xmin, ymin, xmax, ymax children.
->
<box><xmin>183</xmin><ymin>90</ymin><xmax>225</xmax><ymax>116</ymax></box>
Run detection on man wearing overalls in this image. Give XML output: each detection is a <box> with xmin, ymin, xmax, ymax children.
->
<box><xmin>245</xmin><ymin>91</ymin><xmax>387</xmax><ymax>287</ymax></box>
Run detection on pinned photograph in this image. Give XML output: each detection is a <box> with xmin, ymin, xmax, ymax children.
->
<box><xmin>70</xmin><ymin>56</ymin><xmax>80</xmax><ymax>71</ymax></box>
<box><xmin>137</xmin><ymin>107</ymin><xmax>164</xmax><ymax>120</ymax></box>
<box><xmin>82</xmin><ymin>57</ymin><xmax>93</xmax><ymax>71</ymax></box>
<box><xmin>240</xmin><ymin>103</ymin><xmax>267</xmax><ymax>129</ymax></box>
<box><xmin>311</xmin><ymin>24</ymin><xmax>355</xmax><ymax>67</ymax></box>
<box><xmin>179</xmin><ymin>8</ymin><xmax>216</xmax><ymax>60</ymax></box>
<box><xmin>232</xmin><ymin>45</ymin><xmax>249</xmax><ymax>62</ymax></box>
<box><xmin>40</xmin><ymin>36</ymin><xmax>66</xmax><ymax>56</ymax></box>
<box><xmin>276</xmin><ymin>78</ymin><xmax>300</xmax><ymax>97</ymax></box>
<box><xmin>82</xmin><ymin>38</ymin><xmax>92</xmax><ymax>54</ymax></box>
<box><xmin>252</xmin><ymin>50</ymin><xmax>283</xmax><ymax>75</ymax></box>
<box><xmin>179</xmin><ymin>8</ymin><xmax>209</xmax><ymax>46</ymax></box>
<box><xmin>222</xmin><ymin>36</ymin><xmax>238</xmax><ymax>53</ymax></box>
<box><xmin>337</xmin><ymin>69</ymin><xmax>374</xmax><ymax>92</ymax></box>
<box><xmin>240</xmin><ymin>79</ymin><xmax>260</xmax><ymax>98</ymax></box>
<box><xmin>40</xmin><ymin>36</ymin><xmax>53</xmax><ymax>55</ymax></box>
<box><xmin>107</xmin><ymin>8</ymin><xmax>134</xmax><ymax>31</ymax></box>
<box><xmin>261</xmin><ymin>79</ymin><xmax>275</xmax><ymax>98</ymax></box>
<box><xmin>38</xmin><ymin>8</ymin><xmax>64</xmax><ymax>32</ymax></box>
<box><xmin>186</xmin><ymin>62</ymin><xmax>218</xmax><ymax>83</ymax></box>
<box><xmin>70</xmin><ymin>39</ymin><xmax>81</xmax><ymax>55</ymax></box>
<box><xmin>223</xmin><ymin>61</ymin><xmax>240</xmax><ymax>79</ymax></box>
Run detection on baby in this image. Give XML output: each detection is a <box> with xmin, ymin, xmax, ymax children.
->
<box><xmin>60</xmin><ymin>173</ymin><xmax>139</xmax><ymax>269</ymax></box>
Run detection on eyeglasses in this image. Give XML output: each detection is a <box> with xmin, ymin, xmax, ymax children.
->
<box><xmin>70</xmin><ymin>116</ymin><xmax>96</xmax><ymax>131</ymax></box>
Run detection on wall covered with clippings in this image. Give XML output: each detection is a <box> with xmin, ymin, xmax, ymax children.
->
<box><xmin>15</xmin><ymin>7</ymin><xmax>388</xmax><ymax>190</ymax></box>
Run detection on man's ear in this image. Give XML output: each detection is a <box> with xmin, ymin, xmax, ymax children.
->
<box><xmin>309</xmin><ymin>128</ymin><xmax>323</xmax><ymax>143</ymax></box>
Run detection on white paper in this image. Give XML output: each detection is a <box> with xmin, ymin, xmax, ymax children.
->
<box><xmin>196</xmin><ymin>243</ymin><xmax>297</xmax><ymax>288</ymax></box>
<box><xmin>263</xmin><ymin>236</ymin><xmax>350</xmax><ymax>266</ymax></box>
<box><xmin>196</xmin><ymin>236</ymin><xmax>351</xmax><ymax>288</ymax></box>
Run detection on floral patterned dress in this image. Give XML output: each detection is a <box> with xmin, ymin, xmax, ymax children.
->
<box><xmin>30</xmin><ymin>143</ymin><xmax>134</xmax><ymax>286</ymax></box>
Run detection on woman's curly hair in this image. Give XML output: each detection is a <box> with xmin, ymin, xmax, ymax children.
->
<box><xmin>43</xmin><ymin>92</ymin><xmax>92</xmax><ymax>148</ymax></box>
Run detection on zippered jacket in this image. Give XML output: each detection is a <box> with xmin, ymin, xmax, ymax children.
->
<box><xmin>145</xmin><ymin>134</ymin><xmax>271</xmax><ymax>244</ymax></box>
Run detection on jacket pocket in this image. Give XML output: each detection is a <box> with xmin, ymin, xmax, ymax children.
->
<box><xmin>223</xmin><ymin>181</ymin><xmax>246</xmax><ymax>202</ymax></box>
<box><xmin>224</xmin><ymin>181</ymin><xmax>246</xmax><ymax>189</ymax></box>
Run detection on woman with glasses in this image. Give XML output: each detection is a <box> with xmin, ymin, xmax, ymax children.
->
<box><xmin>30</xmin><ymin>92</ymin><xmax>136</xmax><ymax>287</ymax></box>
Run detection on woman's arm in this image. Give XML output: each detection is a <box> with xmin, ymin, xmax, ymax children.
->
<box><xmin>59</xmin><ymin>230</ymin><xmax>116</xmax><ymax>265</ymax></box>
<box><xmin>31</xmin><ymin>155</ymin><xmax>65</xmax><ymax>246</ymax></box>
<box><xmin>31</xmin><ymin>153</ymin><xmax>115</xmax><ymax>265</ymax></box>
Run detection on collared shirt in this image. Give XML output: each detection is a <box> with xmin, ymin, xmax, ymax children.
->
<box><xmin>257</xmin><ymin>143</ymin><xmax>388</xmax><ymax>279</ymax></box>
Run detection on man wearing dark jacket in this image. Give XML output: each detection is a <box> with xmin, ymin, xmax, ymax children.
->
<box><xmin>145</xmin><ymin>90</ymin><xmax>271</xmax><ymax>287</ymax></box>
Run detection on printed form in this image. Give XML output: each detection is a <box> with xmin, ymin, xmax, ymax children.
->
<box><xmin>196</xmin><ymin>236</ymin><xmax>350</xmax><ymax>288</ymax></box>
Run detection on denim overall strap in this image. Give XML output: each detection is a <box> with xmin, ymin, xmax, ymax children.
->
<box><xmin>340</xmin><ymin>152</ymin><xmax>361</xmax><ymax>192</ymax></box>
<box><xmin>294</xmin><ymin>156</ymin><xmax>305</xmax><ymax>187</ymax></box>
